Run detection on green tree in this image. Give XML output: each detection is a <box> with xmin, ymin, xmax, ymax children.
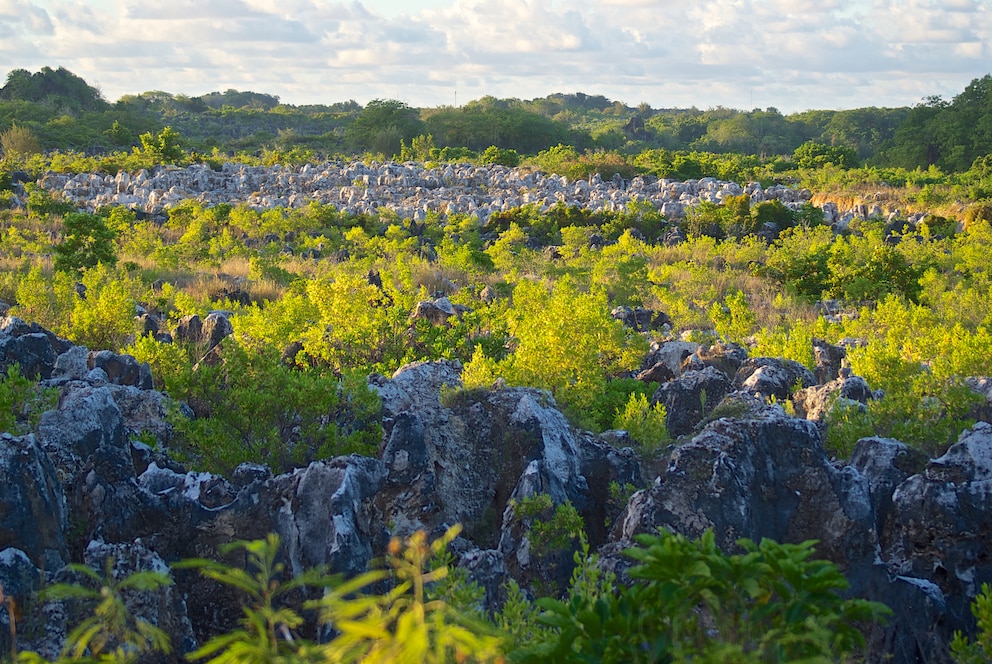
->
<box><xmin>54</xmin><ymin>212</ymin><xmax>118</xmax><ymax>275</ymax></box>
<box><xmin>138</xmin><ymin>126</ymin><xmax>183</xmax><ymax>163</ymax></box>
<box><xmin>346</xmin><ymin>99</ymin><xmax>425</xmax><ymax>155</ymax></box>
<box><xmin>792</xmin><ymin>140</ymin><xmax>858</xmax><ymax>169</ymax></box>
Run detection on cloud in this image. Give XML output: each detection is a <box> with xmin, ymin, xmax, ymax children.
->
<box><xmin>0</xmin><ymin>0</ymin><xmax>54</xmax><ymax>33</ymax></box>
<box><xmin>1</xmin><ymin>0</ymin><xmax>990</xmax><ymax>112</ymax></box>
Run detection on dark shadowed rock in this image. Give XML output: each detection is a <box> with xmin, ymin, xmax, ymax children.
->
<box><xmin>650</xmin><ymin>365</ymin><xmax>731</xmax><ymax>437</ymax></box>
<box><xmin>81</xmin><ymin>540</ymin><xmax>197</xmax><ymax>659</ymax></box>
<box><xmin>793</xmin><ymin>373</ymin><xmax>876</xmax><ymax>423</ymax></box>
<box><xmin>610</xmin><ymin>306</ymin><xmax>671</xmax><ymax>332</ymax></box>
<box><xmin>641</xmin><ymin>340</ymin><xmax>699</xmax><ymax>376</ymax></box>
<box><xmin>813</xmin><ymin>337</ymin><xmax>847</xmax><ymax>384</ymax></box>
<box><xmin>613</xmin><ymin>406</ymin><xmax>878</xmax><ymax>573</ymax></box>
<box><xmin>635</xmin><ymin>361</ymin><xmax>676</xmax><ymax>384</ymax></box>
<box><xmin>882</xmin><ymin>421</ymin><xmax>992</xmax><ymax>632</ymax></box>
<box><xmin>850</xmin><ymin>437</ymin><xmax>928</xmax><ymax>542</ymax></box>
<box><xmin>681</xmin><ymin>341</ymin><xmax>749</xmax><ymax>379</ymax></box>
<box><xmin>0</xmin><ymin>433</ymin><xmax>68</xmax><ymax>570</ymax></box>
<box><xmin>87</xmin><ymin>350</ymin><xmax>153</xmax><ymax>389</ymax></box>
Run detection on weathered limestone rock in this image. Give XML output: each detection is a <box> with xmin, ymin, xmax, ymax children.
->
<box><xmin>651</xmin><ymin>366</ymin><xmax>731</xmax><ymax>437</ymax></box>
<box><xmin>733</xmin><ymin>356</ymin><xmax>816</xmax><ymax>400</ymax></box>
<box><xmin>882</xmin><ymin>422</ymin><xmax>992</xmax><ymax>628</ymax></box>
<box><xmin>793</xmin><ymin>373</ymin><xmax>876</xmax><ymax>423</ymax></box>
<box><xmin>0</xmin><ymin>433</ymin><xmax>68</xmax><ymax>570</ymax></box>
<box><xmin>613</xmin><ymin>406</ymin><xmax>878</xmax><ymax>573</ymax></box>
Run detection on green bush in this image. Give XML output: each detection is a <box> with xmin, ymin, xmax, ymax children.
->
<box><xmin>0</xmin><ymin>363</ymin><xmax>57</xmax><ymax>434</ymax></box>
<box><xmin>517</xmin><ymin>529</ymin><xmax>890</xmax><ymax>663</ymax></box>
<box><xmin>952</xmin><ymin>583</ymin><xmax>992</xmax><ymax>663</ymax></box>
<box><xmin>165</xmin><ymin>344</ymin><xmax>381</xmax><ymax>475</ymax></box>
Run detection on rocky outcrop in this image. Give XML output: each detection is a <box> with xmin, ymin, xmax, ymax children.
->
<box><xmin>613</xmin><ymin>404</ymin><xmax>878</xmax><ymax>571</ymax></box>
<box><xmin>1</xmin><ymin>318</ymin><xmax>991</xmax><ymax>663</ymax></box>
<box><xmin>651</xmin><ymin>365</ymin><xmax>731</xmax><ymax>437</ymax></box>
<box><xmin>881</xmin><ymin>422</ymin><xmax>992</xmax><ymax>629</ymax></box>
<box><xmin>27</xmin><ymin>163</ymin><xmax>819</xmax><ymax>225</ymax></box>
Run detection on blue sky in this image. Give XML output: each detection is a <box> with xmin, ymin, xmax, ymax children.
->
<box><xmin>3</xmin><ymin>0</ymin><xmax>991</xmax><ymax>112</ymax></box>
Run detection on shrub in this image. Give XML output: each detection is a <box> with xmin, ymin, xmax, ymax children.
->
<box><xmin>952</xmin><ymin>582</ymin><xmax>992</xmax><ymax>663</ymax></box>
<box><xmin>517</xmin><ymin>529</ymin><xmax>890</xmax><ymax>663</ymax></box>
<box><xmin>167</xmin><ymin>344</ymin><xmax>381</xmax><ymax>475</ymax></box>
<box><xmin>612</xmin><ymin>391</ymin><xmax>670</xmax><ymax>453</ymax></box>
<box><xmin>0</xmin><ymin>364</ymin><xmax>57</xmax><ymax>434</ymax></box>
<box><xmin>53</xmin><ymin>212</ymin><xmax>118</xmax><ymax>275</ymax></box>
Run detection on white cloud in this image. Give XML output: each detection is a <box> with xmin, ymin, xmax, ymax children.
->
<box><xmin>1</xmin><ymin>0</ymin><xmax>990</xmax><ymax>111</ymax></box>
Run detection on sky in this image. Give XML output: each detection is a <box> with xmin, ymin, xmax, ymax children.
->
<box><xmin>1</xmin><ymin>0</ymin><xmax>990</xmax><ymax>113</ymax></box>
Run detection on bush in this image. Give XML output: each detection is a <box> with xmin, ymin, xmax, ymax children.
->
<box><xmin>167</xmin><ymin>344</ymin><xmax>381</xmax><ymax>475</ymax></box>
<box><xmin>517</xmin><ymin>529</ymin><xmax>890</xmax><ymax>663</ymax></box>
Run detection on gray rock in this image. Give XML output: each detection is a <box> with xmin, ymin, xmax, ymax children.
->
<box><xmin>883</xmin><ymin>422</ymin><xmax>992</xmax><ymax>632</ymax></box>
<box><xmin>613</xmin><ymin>408</ymin><xmax>878</xmax><ymax>574</ymax></box>
<box><xmin>0</xmin><ymin>434</ymin><xmax>68</xmax><ymax>570</ymax></box>
<box><xmin>651</xmin><ymin>365</ymin><xmax>731</xmax><ymax>437</ymax></box>
<box><xmin>733</xmin><ymin>357</ymin><xmax>816</xmax><ymax>400</ymax></box>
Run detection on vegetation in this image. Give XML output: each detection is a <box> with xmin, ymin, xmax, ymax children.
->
<box><xmin>4</xmin><ymin>65</ymin><xmax>992</xmax><ymax>661</ymax></box>
<box><xmin>11</xmin><ymin>527</ymin><xmax>889</xmax><ymax>663</ymax></box>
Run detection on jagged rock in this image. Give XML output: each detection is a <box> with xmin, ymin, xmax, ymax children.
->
<box><xmin>965</xmin><ymin>376</ymin><xmax>992</xmax><ymax>423</ymax></box>
<box><xmin>792</xmin><ymin>373</ymin><xmax>875</xmax><ymax>422</ymax></box>
<box><xmin>813</xmin><ymin>337</ymin><xmax>847</xmax><ymax>384</ymax></box>
<box><xmin>87</xmin><ymin>350</ymin><xmax>153</xmax><ymax>389</ymax></box>
<box><xmin>0</xmin><ymin>548</ymin><xmax>45</xmax><ymax>656</ymax></box>
<box><xmin>0</xmin><ymin>316</ymin><xmax>70</xmax><ymax>379</ymax></box>
<box><xmin>409</xmin><ymin>297</ymin><xmax>457</xmax><ymax>325</ymax></box>
<box><xmin>80</xmin><ymin>540</ymin><xmax>197</xmax><ymax>659</ymax></box>
<box><xmin>612</xmin><ymin>406</ymin><xmax>878</xmax><ymax>574</ymax></box>
<box><xmin>641</xmin><ymin>340</ymin><xmax>699</xmax><ymax>376</ymax></box>
<box><xmin>681</xmin><ymin>341</ymin><xmax>749</xmax><ymax>379</ymax></box>
<box><xmin>610</xmin><ymin>306</ymin><xmax>671</xmax><ymax>332</ymax></box>
<box><xmin>882</xmin><ymin>422</ymin><xmax>992</xmax><ymax>629</ymax></box>
<box><xmin>635</xmin><ymin>361</ymin><xmax>676</xmax><ymax>384</ymax></box>
<box><xmin>850</xmin><ymin>437</ymin><xmax>928</xmax><ymax>536</ymax></box>
<box><xmin>201</xmin><ymin>312</ymin><xmax>233</xmax><ymax>350</ymax></box>
<box><xmin>650</xmin><ymin>365</ymin><xmax>731</xmax><ymax>437</ymax></box>
<box><xmin>37</xmin><ymin>382</ymin><xmax>127</xmax><ymax>477</ymax></box>
<box><xmin>733</xmin><ymin>356</ymin><xmax>816</xmax><ymax>400</ymax></box>
<box><xmin>457</xmin><ymin>547</ymin><xmax>510</xmax><ymax>611</ymax></box>
<box><xmin>173</xmin><ymin>314</ymin><xmax>203</xmax><ymax>345</ymax></box>
<box><xmin>0</xmin><ymin>433</ymin><xmax>68</xmax><ymax>570</ymax></box>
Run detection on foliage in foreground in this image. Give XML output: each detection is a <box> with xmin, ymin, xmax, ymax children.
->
<box><xmin>11</xmin><ymin>527</ymin><xmax>893</xmax><ymax>663</ymax></box>
<box><xmin>518</xmin><ymin>529</ymin><xmax>890</xmax><ymax>663</ymax></box>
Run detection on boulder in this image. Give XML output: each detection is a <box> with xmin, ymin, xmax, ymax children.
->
<box><xmin>812</xmin><ymin>337</ymin><xmax>847</xmax><ymax>384</ymax></box>
<box><xmin>650</xmin><ymin>365</ymin><xmax>731</xmax><ymax>437</ymax></box>
<box><xmin>612</xmin><ymin>406</ymin><xmax>878</xmax><ymax>574</ymax></box>
<box><xmin>641</xmin><ymin>340</ymin><xmax>699</xmax><ymax>376</ymax></box>
<box><xmin>0</xmin><ymin>433</ymin><xmax>68</xmax><ymax>570</ymax></box>
<box><xmin>792</xmin><ymin>373</ymin><xmax>876</xmax><ymax>423</ymax></box>
<box><xmin>87</xmin><ymin>350</ymin><xmax>153</xmax><ymax>389</ymax></box>
<box><xmin>882</xmin><ymin>422</ymin><xmax>992</xmax><ymax>629</ymax></box>
<box><xmin>681</xmin><ymin>341</ymin><xmax>749</xmax><ymax>379</ymax></box>
<box><xmin>733</xmin><ymin>357</ymin><xmax>816</xmax><ymax>400</ymax></box>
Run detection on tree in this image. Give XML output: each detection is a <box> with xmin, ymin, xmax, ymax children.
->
<box><xmin>792</xmin><ymin>140</ymin><xmax>857</xmax><ymax>169</ymax></box>
<box><xmin>138</xmin><ymin>126</ymin><xmax>183</xmax><ymax>163</ymax></box>
<box><xmin>0</xmin><ymin>124</ymin><xmax>42</xmax><ymax>158</ymax></box>
<box><xmin>54</xmin><ymin>212</ymin><xmax>118</xmax><ymax>275</ymax></box>
<box><xmin>346</xmin><ymin>99</ymin><xmax>425</xmax><ymax>155</ymax></box>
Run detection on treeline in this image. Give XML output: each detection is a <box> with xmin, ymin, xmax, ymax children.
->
<box><xmin>2</xmin><ymin>66</ymin><xmax>991</xmax><ymax>173</ymax></box>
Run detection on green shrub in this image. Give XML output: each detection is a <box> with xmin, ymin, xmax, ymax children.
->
<box><xmin>612</xmin><ymin>391</ymin><xmax>670</xmax><ymax>453</ymax></box>
<box><xmin>0</xmin><ymin>363</ymin><xmax>57</xmax><ymax>434</ymax></box>
<box><xmin>952</xmin><ymin>582</ymin><xmax>992</xmax><ymax>663</ymax></box>
<box><xmin>53</xmin><ymin>212</ymin><xmax>117</xmax><ymax>275</ymax></box>
<box><xmin>517</xmin><ymin>529</ymin><xmax>890</xmax><ymax>663</ymax></box>
<box><xmin>167</xmin><ymin>344</ymin><xmax>381</xmax><ymax>475</ymax></box>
